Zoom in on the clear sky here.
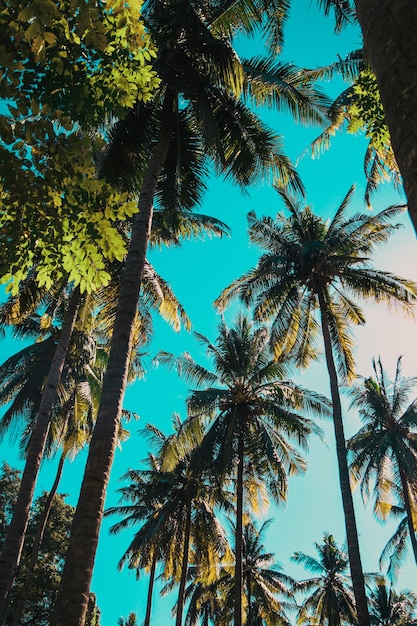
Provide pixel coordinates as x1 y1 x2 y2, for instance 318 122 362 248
1 1 417 624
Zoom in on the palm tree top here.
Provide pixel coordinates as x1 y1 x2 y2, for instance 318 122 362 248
216 187 417 380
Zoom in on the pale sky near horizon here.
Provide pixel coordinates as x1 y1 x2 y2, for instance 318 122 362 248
1 1 417 624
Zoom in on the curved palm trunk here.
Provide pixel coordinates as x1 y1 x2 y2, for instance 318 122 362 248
317 290 370 626
11 453 66 626
0 288 80 626
144 553 157 626
354 0 417 235
398 467 417 566
234 423 245 626
176 502 192 626
51 92 175 626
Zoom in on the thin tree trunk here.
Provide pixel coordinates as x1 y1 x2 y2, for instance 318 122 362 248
354 0 417 235
51 92 175 626
317 290 370 626
11 453 66 626
144 553 157 626
398 466 417 566
234 423 244 626
0 288 80 626
175 503 191 626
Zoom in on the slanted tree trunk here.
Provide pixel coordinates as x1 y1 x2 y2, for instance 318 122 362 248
354 0 417 235
51 91 175 626
144 553 157 626
234 420 245 626
398 466 417 566
317 289 370 626
11 453 66 626
0 288 80 625
176 502 192 626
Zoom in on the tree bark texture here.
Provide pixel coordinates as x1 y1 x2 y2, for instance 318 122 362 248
144 553 157 626
398 466 417 566
355 0 417 235
51 93 175 626
318 290 370 626
0 289 80 626
234 423 245 626
175 502 191 626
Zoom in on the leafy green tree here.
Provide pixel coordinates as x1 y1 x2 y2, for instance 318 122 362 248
0 463 80 625
292 534 357 626
347 357 417 567
367 578 417 626
216 188 417 625
158 314 329 626
0 0 159 295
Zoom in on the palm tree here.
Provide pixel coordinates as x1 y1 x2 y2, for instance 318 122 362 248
106 418 229 626
367 577 417 626
117 612 138 626
347 357 417 568
0 286 80 624
158 314 329 626
242 519 295 626
0 249 192 623
292 533 357 625
184 518 295 626
54 0 331 618
216 187 417 625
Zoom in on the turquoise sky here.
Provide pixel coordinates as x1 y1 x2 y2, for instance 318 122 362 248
1 1 417 624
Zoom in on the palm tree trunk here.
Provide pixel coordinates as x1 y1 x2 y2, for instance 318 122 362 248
11 453 66 626
317 290 370 626
398 466 417 566
144 553 157 626
0 288 80 626
354 0 417 235
175 502 192 626
234 423 245 626
51 92 175 626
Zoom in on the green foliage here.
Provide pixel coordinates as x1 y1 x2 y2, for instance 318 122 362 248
0 0 160 294
348 69 390 152
0 463 83 625
0 0 159 126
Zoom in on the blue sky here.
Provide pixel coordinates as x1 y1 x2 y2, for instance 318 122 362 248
1 1 417 624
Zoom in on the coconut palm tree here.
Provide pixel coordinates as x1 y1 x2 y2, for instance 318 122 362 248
184 518 295 626
242 519 295 626
215 187 417 625
158 314 330 626
106 418 230 626
347 357 417 568
54 0 331 618
117 612 138 626
367 577 417 626
292 533 357 625
0 246 193 623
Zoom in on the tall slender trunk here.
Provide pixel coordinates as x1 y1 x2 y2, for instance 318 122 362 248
398 466 417 566
317 290 370 626
144 553 157 626
234 422 244 626
0 288 80 626
51 92 175 626
11 453 65 626
175 502 191 626
354 0 417 235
